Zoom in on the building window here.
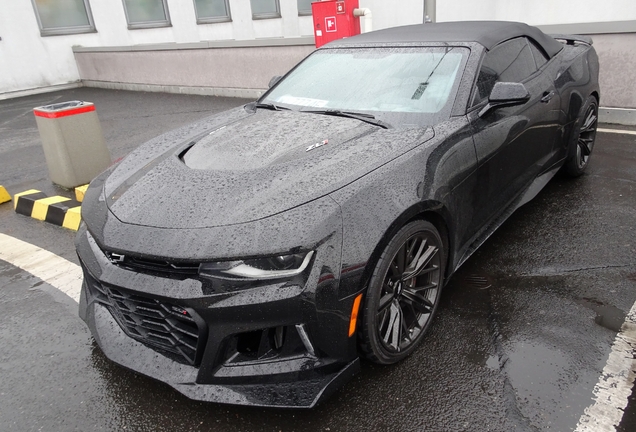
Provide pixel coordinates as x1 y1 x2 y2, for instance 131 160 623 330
122 0 171 29
193 0 231 24
250 0 281 20
297 0 313 16
31 0 96 36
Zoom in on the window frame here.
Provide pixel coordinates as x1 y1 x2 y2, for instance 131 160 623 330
528 39 549 70
193 0 232 24
122 0 172 30
469 38 539 109
250 0 281 20
297 0 313 16
30 0 97 37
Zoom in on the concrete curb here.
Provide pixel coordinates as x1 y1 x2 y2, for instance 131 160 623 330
0 186 11 204
599 108 636 127
81 80 265 100
14 190 82 231
0 82 83 101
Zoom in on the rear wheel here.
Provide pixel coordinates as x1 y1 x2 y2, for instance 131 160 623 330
563 96 598 177
359 220 445 364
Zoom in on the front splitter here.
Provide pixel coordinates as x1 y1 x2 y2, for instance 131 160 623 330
84 300 360 408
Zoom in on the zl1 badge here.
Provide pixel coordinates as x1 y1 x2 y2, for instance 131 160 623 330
306 139 329 152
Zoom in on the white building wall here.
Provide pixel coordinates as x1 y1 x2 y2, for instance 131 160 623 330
358 0 424 30
0 0 83 95
436 0 636 25
0 0 427 96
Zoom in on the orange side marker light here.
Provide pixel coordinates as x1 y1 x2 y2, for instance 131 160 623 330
348 293 363 337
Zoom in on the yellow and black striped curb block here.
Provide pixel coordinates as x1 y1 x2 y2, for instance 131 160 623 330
75 184 88 203
0 186 11 204
14 190 82 231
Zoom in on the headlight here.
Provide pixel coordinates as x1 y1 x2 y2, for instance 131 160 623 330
198 251 314 280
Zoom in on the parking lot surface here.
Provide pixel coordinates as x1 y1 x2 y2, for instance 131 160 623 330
0 88 635 431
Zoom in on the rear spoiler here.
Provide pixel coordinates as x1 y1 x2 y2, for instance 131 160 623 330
550 34 593 46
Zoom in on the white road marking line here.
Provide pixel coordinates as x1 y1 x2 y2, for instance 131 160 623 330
0 233 82 303
575 300 636 431
598 128 636 136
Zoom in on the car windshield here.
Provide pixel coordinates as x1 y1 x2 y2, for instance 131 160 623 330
262 46 468 127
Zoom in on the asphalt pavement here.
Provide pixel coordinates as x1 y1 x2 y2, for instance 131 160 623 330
0 88 635 431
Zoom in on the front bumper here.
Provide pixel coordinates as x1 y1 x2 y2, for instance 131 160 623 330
76 224 361 408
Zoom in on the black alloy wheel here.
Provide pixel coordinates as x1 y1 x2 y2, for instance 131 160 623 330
563 96 598 177
359 220 445 364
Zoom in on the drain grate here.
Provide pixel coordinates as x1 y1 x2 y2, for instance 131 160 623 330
465 274 492 290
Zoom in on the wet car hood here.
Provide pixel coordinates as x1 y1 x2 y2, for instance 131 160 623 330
104 108 433 229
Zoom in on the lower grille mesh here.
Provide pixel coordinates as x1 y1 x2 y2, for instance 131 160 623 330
86 273 202 366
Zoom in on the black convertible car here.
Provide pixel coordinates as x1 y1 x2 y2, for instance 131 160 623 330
77 21 600 408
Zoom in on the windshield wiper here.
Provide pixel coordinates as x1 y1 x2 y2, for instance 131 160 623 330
254 102 290 111
245 101 290 112
301 109 392 129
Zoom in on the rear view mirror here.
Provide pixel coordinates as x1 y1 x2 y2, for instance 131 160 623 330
479 82 530 117
268 76 282 88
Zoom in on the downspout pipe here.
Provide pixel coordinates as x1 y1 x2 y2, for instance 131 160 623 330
353 8 373 33
424 0 436 23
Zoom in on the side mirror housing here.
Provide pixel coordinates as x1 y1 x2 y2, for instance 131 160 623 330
479 82 530 117
268 75 282 88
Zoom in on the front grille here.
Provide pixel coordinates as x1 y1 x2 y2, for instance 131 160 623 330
86 273 204 366
104 251 200 277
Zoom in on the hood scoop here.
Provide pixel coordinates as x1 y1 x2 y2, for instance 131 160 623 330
180 110 373 171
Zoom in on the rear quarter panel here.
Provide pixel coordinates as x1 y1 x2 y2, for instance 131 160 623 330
554 42 601 153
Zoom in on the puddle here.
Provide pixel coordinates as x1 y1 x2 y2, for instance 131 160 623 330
485 355 500 371
576 298 625 332
505 340 570 398
465 350 501 371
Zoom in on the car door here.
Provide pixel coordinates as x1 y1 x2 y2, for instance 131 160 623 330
467 37 561 235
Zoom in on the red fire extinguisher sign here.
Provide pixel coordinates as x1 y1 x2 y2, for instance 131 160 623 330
311 0 361 48
325 17 337 33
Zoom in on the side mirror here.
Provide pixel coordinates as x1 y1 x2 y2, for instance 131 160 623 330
268 75 282 88
479 82 530 117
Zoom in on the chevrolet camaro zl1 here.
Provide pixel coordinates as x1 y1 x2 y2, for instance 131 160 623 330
77 21 600 408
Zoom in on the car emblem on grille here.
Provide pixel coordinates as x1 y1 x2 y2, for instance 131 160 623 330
171 305 189 316
109 252 126 263
306 139 328 152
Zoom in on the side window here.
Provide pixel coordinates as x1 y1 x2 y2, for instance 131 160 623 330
528 39 549 69
472 38 537 106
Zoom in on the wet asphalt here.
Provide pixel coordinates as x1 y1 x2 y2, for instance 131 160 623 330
1 88 635 431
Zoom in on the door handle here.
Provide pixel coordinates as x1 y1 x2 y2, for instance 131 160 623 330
541 90 555 103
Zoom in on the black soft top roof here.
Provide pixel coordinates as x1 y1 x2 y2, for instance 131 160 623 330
328 21 563 58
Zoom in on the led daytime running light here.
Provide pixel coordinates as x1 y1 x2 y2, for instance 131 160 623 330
222 251 314 279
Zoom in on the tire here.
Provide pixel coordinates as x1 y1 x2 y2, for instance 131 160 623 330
359 220 445 364
562 95 599 177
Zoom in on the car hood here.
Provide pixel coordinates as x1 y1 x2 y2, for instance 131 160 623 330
104 108 433 229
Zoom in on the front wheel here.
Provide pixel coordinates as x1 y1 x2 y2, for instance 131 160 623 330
563 95 599 177
359 220 445 364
